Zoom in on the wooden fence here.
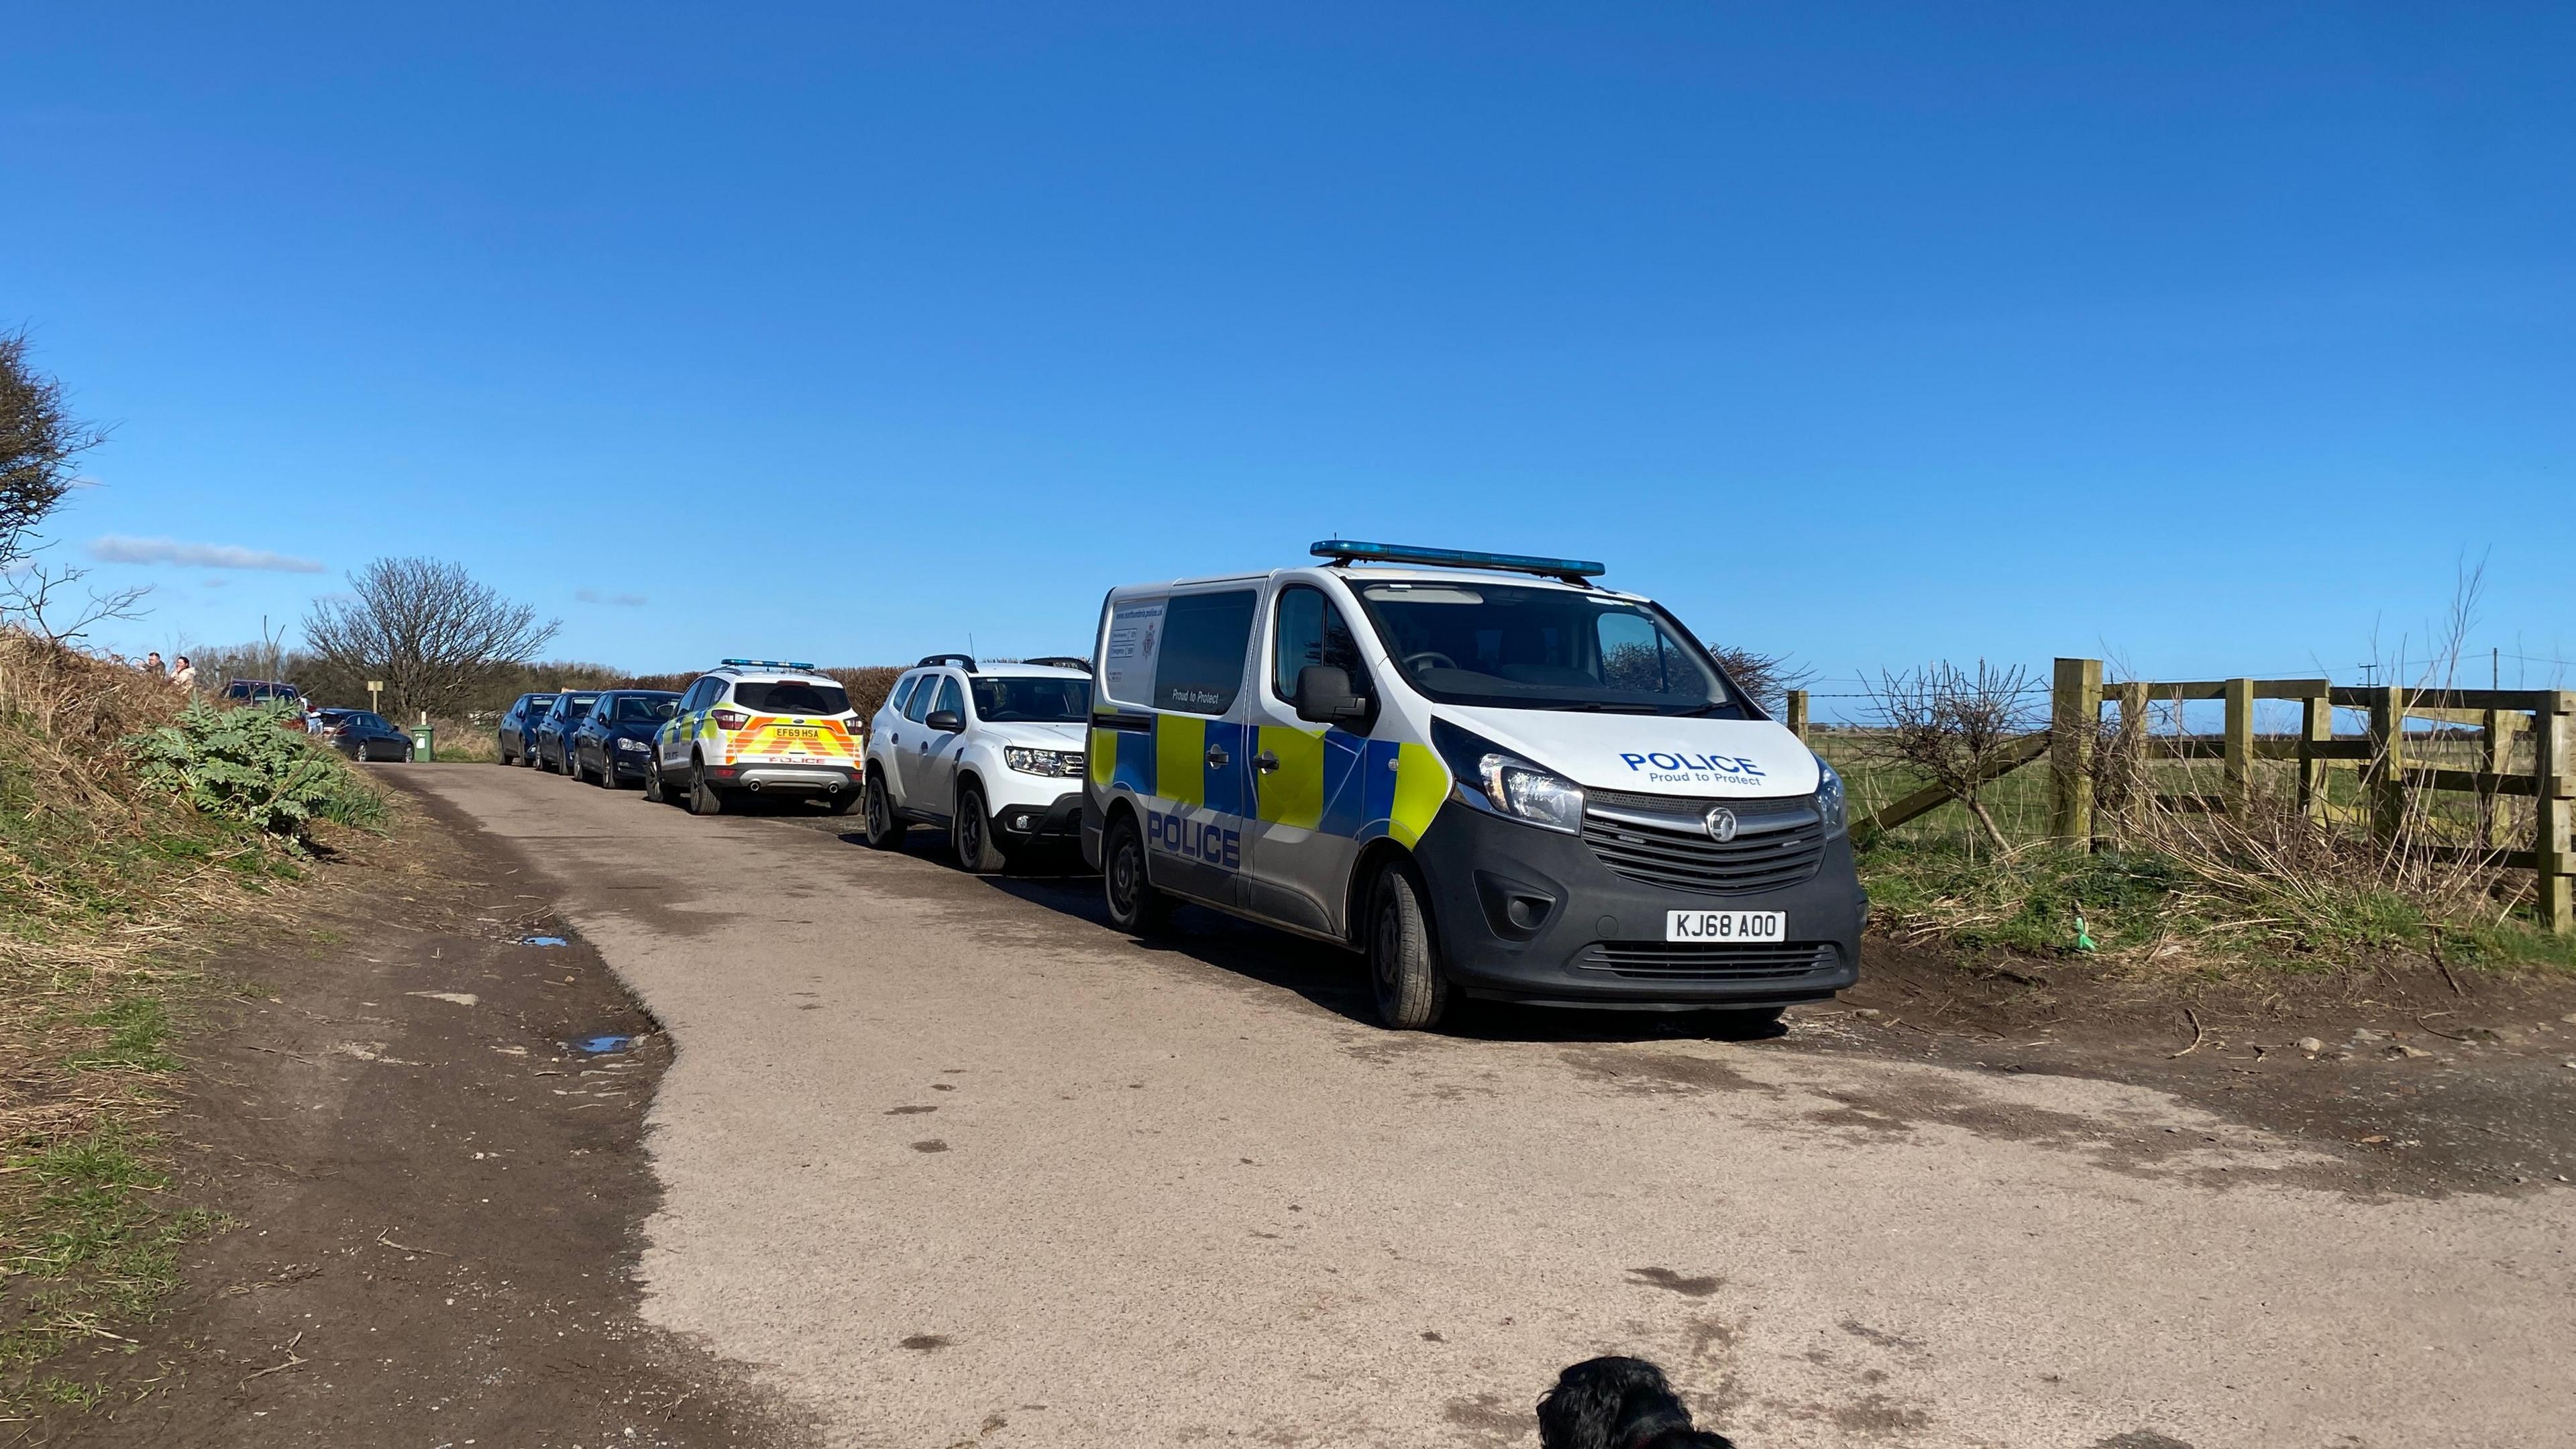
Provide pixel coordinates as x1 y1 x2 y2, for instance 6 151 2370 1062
1782 657 2574 934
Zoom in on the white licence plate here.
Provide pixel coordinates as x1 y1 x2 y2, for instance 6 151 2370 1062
1666 910 1786 943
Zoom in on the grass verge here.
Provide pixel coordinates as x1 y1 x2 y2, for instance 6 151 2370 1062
0 633 385 1411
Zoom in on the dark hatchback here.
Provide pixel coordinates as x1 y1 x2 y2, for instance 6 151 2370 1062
313 708 413 762
535 692 602 773
498 692 558 766
568 690 681 788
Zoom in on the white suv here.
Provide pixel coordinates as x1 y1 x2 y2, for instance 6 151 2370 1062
861 654 1091 871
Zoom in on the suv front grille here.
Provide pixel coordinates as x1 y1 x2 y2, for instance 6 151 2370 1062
1576 941 1841 981
1580 792 1827 896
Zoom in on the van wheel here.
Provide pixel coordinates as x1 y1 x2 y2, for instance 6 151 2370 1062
1366 860 1451 1031
861 775 906 847
686 760 728 816
953 784 1008 873
1102 810 1174 934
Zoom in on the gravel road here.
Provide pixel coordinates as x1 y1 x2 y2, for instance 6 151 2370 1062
413 765 2576 1449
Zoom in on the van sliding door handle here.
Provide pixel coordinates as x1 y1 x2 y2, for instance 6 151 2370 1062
1205 745 1230 769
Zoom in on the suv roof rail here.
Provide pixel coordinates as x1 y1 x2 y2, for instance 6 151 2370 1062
1022 655 1092 672
1309 538 1605 584
916 653 978 672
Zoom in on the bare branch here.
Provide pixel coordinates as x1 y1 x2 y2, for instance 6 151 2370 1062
300 557 559 719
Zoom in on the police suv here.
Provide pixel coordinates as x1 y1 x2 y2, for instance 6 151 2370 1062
646 659 864 816
860 654 1093 871
1082 541 1864 1030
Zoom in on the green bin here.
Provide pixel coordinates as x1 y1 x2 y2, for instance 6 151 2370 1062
410 724 434 762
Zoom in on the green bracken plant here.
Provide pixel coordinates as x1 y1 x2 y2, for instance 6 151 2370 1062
122 701 384 842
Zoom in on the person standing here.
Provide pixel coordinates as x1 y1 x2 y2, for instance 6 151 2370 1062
142 651 167 677
171 655 197 690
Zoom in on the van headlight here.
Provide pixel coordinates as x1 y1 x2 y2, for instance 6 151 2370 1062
1477 753 1586 834
1814 756 1847 837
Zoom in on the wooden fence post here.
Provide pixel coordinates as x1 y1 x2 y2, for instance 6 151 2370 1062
2222 677 2255 814
2537 700 2571 935
2299 690 2332 822
2365 685 2405 845
2050 657 2102 845
2110 681 2147 837
1784 689 1809 743
2481 708 2514 851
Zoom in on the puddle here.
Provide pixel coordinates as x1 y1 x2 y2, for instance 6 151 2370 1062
519 935 570 947
572 1034 635 1055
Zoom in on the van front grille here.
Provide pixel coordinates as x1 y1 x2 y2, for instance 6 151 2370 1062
1576 941 1841 981
1579 795 1827 896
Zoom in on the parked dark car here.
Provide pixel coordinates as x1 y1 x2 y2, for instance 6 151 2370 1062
313 708 414 763
534 691 602 773
568 690 681 788
497 692 558 766
224 678 309 730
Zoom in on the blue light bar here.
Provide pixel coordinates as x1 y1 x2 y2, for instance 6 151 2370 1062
1309 539 1605 582
720 657 819 670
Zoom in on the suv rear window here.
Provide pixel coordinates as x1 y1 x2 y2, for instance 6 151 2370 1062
732 680 851 716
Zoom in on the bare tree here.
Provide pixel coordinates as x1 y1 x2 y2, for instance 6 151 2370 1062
1 329 109 571
1861 660 2041 853
1709 645 1813 717
301 557 559 719
0 554 150 643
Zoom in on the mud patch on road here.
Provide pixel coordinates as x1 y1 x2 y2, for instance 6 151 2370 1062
1627 1266 1725 1297
23 773 814 1448
1560 1047 1780 1097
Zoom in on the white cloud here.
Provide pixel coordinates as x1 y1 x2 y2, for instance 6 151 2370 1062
576 588 649 607
87 535 325 573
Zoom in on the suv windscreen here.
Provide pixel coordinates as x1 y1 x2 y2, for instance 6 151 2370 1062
733 680 850 716
1348 582 1748 718
971 676 1091 723
608 694 678 723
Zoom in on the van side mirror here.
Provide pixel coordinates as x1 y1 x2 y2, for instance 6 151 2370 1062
1293 665 1370 726
925 709 965 734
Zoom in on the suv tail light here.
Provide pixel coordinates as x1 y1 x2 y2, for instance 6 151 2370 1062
710 708 750 731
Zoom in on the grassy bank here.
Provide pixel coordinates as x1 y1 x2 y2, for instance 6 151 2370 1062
0 633 383 1405
1816 731 2576 979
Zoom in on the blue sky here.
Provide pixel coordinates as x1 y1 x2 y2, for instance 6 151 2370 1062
5 3 2570 703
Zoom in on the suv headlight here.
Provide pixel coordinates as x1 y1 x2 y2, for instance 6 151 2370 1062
1004 747 1083 777
1814 755 1847 837
1477 753 1586 833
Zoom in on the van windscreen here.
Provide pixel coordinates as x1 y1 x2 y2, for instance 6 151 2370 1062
1350 583 1748 718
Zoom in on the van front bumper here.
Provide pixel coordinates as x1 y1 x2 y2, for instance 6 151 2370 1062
1412 802 1866 1010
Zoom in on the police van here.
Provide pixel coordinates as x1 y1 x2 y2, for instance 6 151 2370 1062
1082 541 1864 1030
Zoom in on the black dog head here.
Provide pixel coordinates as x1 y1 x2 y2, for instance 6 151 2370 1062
1537 1356 1736 1449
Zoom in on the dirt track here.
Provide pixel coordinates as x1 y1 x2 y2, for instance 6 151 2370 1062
359 761 2575 1449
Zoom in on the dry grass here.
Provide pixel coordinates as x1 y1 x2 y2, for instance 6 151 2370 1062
0 628 368 1397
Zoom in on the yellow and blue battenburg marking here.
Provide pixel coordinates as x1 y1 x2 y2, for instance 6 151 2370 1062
1095 714 1446 849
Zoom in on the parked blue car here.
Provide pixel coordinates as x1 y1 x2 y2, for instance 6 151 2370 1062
498 692 557 766
313 708 415 763
534 691 602 773
568 690 682 788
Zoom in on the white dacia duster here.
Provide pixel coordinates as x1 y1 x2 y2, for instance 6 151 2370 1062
860 654 1091 871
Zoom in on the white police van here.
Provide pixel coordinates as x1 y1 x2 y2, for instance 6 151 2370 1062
1082 541 1863 1030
